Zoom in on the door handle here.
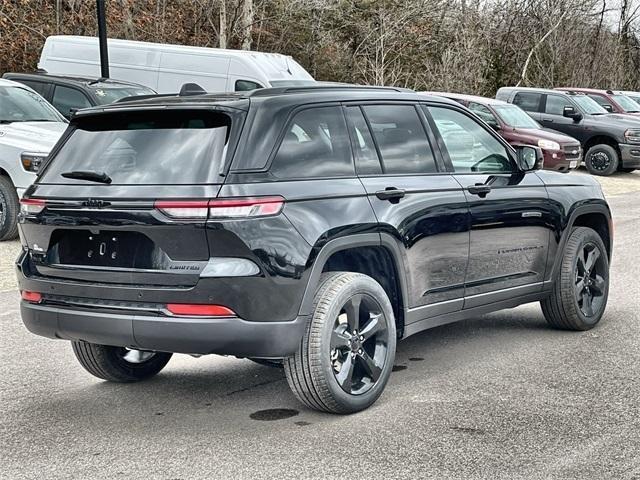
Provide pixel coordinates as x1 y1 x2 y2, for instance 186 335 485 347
467 184 492 197
375 188 406 201
542 117 554 122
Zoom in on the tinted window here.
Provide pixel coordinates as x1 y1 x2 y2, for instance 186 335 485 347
270 106 354 179
52 85 92 117
235 80 263 92
513 92 542 112
19 80 49 97
468 102 498 126
345 107 382 175
40 110 231 185
545 94 569 115
362 105 436 174
428 106 513 174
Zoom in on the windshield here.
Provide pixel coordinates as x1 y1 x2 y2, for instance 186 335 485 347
572 95 608 115
612 94 640 112
0 86 63 123
493 105 540 128
40 110 231 185
91 85 156 105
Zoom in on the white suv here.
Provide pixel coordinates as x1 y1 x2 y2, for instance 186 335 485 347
0 78 67 240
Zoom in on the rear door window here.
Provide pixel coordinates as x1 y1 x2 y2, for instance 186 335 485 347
362 104 437 174
19 80 50 98
270 106 354 179
513 92 542 112
40 110 232 185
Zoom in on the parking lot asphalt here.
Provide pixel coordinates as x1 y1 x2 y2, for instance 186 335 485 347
1 171 639 479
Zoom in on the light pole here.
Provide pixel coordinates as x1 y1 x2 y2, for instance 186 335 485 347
96 0 109 79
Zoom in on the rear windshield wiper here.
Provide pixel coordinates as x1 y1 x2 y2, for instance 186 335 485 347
61 170 112 184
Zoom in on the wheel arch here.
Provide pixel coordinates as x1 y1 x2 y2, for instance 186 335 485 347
298 233 409 337
583 135 620 157
549 204 612 283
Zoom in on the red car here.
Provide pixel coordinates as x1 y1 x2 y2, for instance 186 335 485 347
555 88 640 116
425 92 582 172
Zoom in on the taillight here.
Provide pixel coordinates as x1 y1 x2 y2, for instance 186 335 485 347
166 304 236 317
21 291 42 303
208 196 284 218
155 197 284 219
20 198 46 215
154 200 209 219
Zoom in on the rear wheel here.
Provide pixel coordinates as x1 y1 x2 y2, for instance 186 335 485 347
585 144 619 176
284 272 396 414
0 175 19 241
71 341 172 382
541 227 609 330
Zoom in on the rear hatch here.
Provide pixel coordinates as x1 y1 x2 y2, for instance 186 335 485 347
19 106 244 288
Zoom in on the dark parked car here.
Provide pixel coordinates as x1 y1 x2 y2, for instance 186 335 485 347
426 92 581 172
17 85 612 414
2 72 156 119
555 88 640 116
497 86 640 175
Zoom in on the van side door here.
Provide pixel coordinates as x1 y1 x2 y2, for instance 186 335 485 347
346 103 470 319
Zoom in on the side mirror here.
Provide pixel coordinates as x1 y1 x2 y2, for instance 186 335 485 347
563 106 583 122
602 104 614 113
515 145 544 171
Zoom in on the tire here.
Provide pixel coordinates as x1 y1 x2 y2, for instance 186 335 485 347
584 144 619 176
541 227 609 331
0 175 19 241
71 341 172 382
284 272 397 414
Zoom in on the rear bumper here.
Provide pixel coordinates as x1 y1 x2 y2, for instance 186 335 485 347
619 143 640 168
21 301 307 358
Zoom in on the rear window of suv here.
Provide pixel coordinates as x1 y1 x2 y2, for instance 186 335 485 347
40 110 231 185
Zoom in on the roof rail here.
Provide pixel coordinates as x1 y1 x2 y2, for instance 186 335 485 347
249 84 413 97
115 93 176 103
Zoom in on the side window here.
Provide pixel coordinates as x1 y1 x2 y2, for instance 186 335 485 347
513 92 542 112
51 86 92 118
428 106 514 174
544 94 569 116
270 106 354 179
362 104 437 174
20 80 49 97
468 102 498 127
344 106 382 175
235 80 263 92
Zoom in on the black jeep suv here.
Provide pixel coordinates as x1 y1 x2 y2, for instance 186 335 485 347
17 85 612 414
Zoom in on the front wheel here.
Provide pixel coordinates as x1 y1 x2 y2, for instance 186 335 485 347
284 272 397 414
72 341 172 382
541 227 609 330
584 144 619 176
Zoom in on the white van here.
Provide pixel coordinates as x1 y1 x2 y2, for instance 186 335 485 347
38 35 315 94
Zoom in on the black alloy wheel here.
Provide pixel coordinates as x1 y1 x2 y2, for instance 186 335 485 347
329 293 389 395
574 242 607 318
